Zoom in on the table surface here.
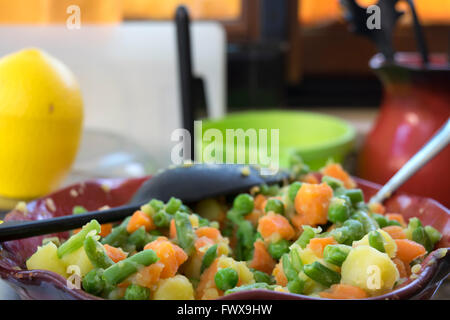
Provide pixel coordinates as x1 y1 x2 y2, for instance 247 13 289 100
1 107 448 299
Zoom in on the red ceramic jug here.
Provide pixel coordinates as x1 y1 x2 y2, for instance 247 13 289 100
359 53 450 207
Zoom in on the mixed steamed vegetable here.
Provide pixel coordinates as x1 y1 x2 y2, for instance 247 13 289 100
26 161 445 300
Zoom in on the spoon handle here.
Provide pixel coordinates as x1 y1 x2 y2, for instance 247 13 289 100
370 118 450 204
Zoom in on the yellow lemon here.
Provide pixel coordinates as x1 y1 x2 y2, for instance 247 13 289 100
0 48 83 199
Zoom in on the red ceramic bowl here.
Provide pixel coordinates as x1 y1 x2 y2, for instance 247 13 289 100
0 176 448 300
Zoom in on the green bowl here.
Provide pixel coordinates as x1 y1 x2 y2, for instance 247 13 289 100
199 111 356 170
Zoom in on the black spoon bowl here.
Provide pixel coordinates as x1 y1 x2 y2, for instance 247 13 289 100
0 164 290 242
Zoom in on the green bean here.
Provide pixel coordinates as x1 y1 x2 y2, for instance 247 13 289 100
265 198 285 215
57 220 101 258
42 237 60 247
196 214 210 228
101 219 130 247
226 209 242 225
322 176 344 190
268 239 290 260
387 220 401 227
344 189 364 205
343 218 365 239
288 182 302 202
200 244 218 273
149 199 165 211
250 269 274 284
368 231 386 253
295 226 321 248
303 261 341 287
124 284 150 300
127 226 153 251
408 217 422 230
371 213 388 228
82 268 105 296
328 197 351 223
424 226 442 246
225 283 276 295
281 254 298 282
351 210 379 233
153 210 172 228
289 248 303 272
165 197 182 214
174 211 196 255
215 268 239 291
323 244 351 266
233 194 254 215
72 205 87 215
103 249 159 285
287 278 304 294
236 220 255 261
330 219 365 245
84 235 114 269
412 226 433 252
282 254 304 294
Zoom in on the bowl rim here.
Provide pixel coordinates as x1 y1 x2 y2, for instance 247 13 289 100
0 175 448 300
202 110 357 158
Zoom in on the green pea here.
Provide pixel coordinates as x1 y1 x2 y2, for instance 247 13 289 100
233 194 254 215
215 268 239 291
368 231 386 253
124 284 150 300
288 182 302 202
265 199 285 215
260 184 280 196
287 278 304 294
268 239 290 260
72 206 87 215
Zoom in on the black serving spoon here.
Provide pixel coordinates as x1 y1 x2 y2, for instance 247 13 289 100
0 164 290 242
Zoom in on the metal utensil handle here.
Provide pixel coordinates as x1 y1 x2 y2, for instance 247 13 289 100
370 118 450 204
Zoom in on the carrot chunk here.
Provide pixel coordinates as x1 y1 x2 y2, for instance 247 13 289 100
135 261 165 288
321 163 356 189
382 226 407 239
319 284 368 299
254 194 267 211
386 213 407 227
307 237 337 258
394 239 426 265
249 240 276 274
99 223 113 238
293 182 333 228
392 258 409 278
195 227 221 241
257 212 295 241
103 244 128 263
144 237 188 278
272 260 288 287
126 210 155 233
